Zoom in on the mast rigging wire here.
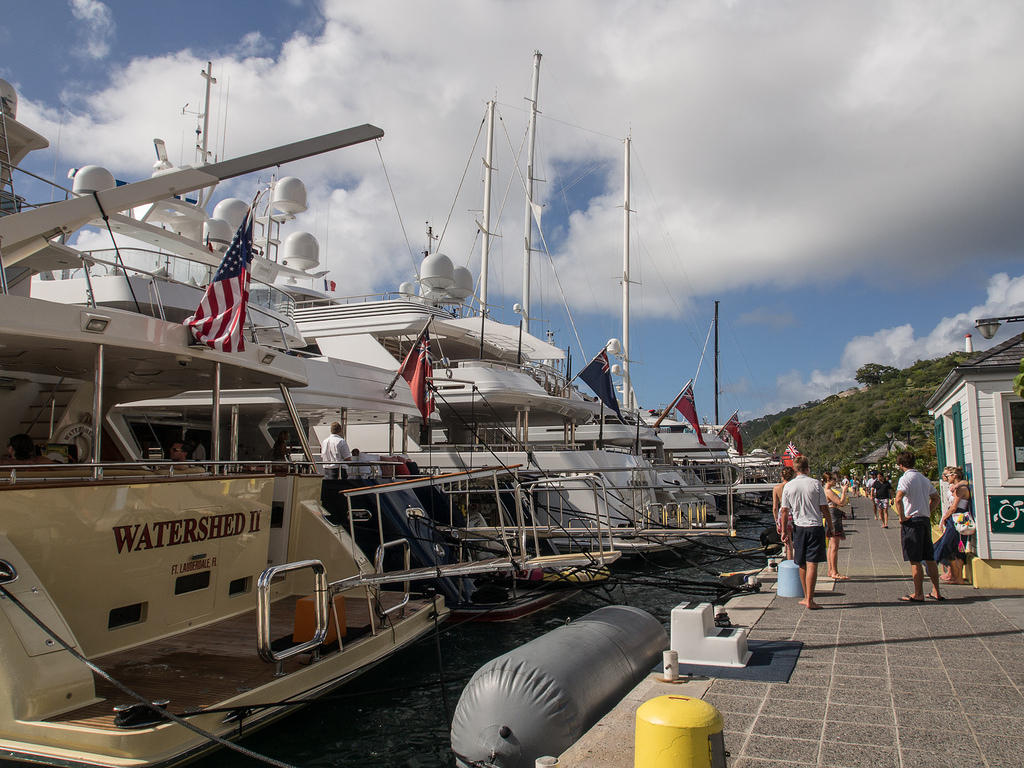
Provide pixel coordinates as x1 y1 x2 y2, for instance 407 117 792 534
435 114 486 256
375 140 420 276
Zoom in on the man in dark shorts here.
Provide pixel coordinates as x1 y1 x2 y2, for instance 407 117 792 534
893 451 942 602
873 471 892 528
779 456 834 609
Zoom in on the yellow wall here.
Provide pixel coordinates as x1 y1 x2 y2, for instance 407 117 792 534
972 558 1024 589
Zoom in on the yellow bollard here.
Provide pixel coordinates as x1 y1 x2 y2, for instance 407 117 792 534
635 695 726 768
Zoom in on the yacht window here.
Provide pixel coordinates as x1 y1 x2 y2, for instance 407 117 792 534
271 501 285 528
108 602 147 629
174 571 211 595
228 576 252 596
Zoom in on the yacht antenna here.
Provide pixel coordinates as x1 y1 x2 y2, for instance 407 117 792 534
521 51 541 335
197 62 217 165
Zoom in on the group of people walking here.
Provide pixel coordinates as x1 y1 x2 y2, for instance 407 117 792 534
772 451 974 609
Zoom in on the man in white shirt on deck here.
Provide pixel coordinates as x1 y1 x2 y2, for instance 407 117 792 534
320 422 352 480
893 451 942 602
779 456 834 610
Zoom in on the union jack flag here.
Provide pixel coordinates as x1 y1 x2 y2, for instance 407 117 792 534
398 330 434 420
673 381 706 446
579 349 622 420
718 411 744 455
185 208 254 352
783 441 801 458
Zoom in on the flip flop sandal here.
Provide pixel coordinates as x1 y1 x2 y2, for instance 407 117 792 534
899 595 924 602
926 594 947 601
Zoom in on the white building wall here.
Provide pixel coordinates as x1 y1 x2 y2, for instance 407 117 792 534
968 374 1024 561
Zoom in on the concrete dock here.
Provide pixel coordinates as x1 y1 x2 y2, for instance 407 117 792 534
560 496 1024 767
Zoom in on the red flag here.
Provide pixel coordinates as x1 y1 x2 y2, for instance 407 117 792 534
398 331 434 420
674 382 706 446
720 411 744 455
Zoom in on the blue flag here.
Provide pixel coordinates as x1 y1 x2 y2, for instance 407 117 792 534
579 349 622 420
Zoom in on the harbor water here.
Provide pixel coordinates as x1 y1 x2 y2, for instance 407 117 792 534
198 503 773 768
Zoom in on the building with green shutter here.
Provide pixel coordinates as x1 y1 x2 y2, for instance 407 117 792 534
928 333 1024 588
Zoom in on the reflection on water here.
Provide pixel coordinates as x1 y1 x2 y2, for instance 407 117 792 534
204 507 772 768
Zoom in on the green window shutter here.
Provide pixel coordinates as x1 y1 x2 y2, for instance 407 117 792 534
934 416 946 470
951 402 966 467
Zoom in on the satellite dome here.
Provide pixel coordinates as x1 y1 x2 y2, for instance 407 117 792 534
605 338 622 357
211 198 249 232
71 165 116 196
420 252 454 290
0 80 16 119
398 281 417 297
203 218 234 252
610 364 623 376
271 177 307 214
449 266 474 300
281 231 319 271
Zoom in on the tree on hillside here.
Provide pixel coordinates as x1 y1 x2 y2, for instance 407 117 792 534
855 363 900 386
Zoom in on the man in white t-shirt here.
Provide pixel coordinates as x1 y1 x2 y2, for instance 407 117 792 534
779 456 834 610
320 422 352 480
893 451 942 602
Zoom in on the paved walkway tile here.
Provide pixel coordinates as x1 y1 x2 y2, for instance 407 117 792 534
711 496 1024 768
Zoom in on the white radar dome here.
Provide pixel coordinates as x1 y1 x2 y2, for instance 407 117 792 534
398 281 417 297
605 338 622 357
281 231 320 271
420 252 454 290
0 80 16 119
449 266 474 300
211 198 249 232
71 165 116 196
203 218 234 252
610 364 623 376
271 177 308 214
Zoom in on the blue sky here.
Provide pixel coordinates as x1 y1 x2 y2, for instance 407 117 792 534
7 0 1024 429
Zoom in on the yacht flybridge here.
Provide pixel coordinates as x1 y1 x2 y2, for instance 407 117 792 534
0 79 619 767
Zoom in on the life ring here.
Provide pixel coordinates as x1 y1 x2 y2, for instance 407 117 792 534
55 422 93 462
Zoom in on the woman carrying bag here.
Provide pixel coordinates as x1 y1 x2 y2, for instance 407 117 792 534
934 466 971 585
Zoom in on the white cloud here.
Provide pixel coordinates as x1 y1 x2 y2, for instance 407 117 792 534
15 1 1024 327
69 0 115 60
765 272 1024 412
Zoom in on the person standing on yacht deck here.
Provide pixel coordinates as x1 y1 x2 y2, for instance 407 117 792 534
893 451 943 602
321 422 352 480
778 456 833 609
772 466 796 561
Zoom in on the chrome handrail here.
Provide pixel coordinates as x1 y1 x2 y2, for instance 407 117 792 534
256 559 328 663
371 539 411 619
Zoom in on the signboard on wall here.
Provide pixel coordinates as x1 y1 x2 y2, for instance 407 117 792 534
989 495 1024 533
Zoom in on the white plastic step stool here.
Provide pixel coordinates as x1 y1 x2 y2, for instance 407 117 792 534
670 601 752 668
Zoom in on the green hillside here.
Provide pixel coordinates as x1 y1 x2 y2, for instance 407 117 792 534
743 352 969 478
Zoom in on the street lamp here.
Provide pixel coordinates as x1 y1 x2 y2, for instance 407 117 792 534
975 314 1024 340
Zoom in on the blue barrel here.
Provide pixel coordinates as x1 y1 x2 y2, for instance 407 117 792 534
776 560 804 598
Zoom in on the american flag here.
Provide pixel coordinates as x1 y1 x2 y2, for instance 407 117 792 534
185 209 254 352
398 330 434 420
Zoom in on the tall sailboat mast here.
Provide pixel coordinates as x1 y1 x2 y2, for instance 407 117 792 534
622 135 633 413
479 99 495 312
714 299 720 424
521 51 542 335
